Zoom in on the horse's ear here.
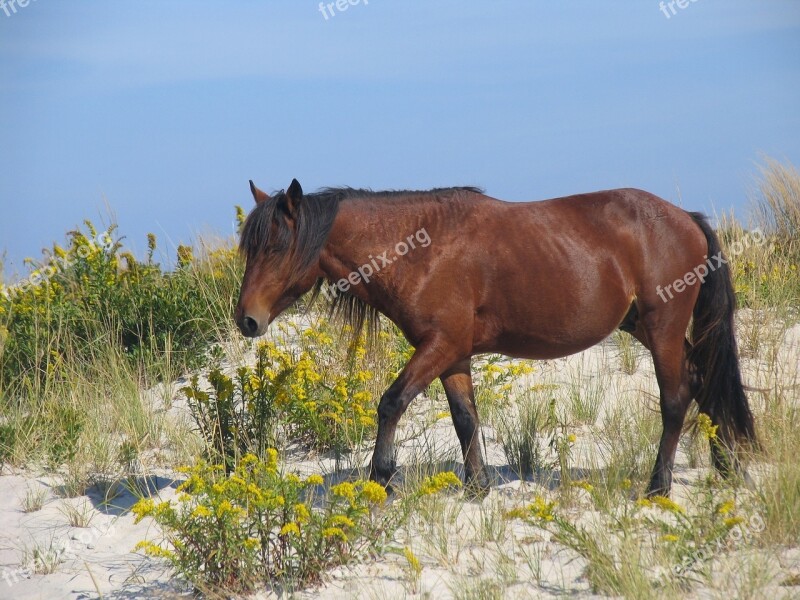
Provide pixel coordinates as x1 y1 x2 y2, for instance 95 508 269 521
281 178 303 215
249 180 270 205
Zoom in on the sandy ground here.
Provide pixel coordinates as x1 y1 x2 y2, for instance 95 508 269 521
1 317 798 599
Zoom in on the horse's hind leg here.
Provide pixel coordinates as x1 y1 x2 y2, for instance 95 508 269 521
647 339 693 497
625 306 737 494
627 301 694 497
441 358 489 497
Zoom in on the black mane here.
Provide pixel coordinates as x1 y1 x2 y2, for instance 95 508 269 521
306 185 483 204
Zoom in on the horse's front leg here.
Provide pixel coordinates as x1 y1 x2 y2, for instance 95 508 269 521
441 358 489 498
370 338 460 490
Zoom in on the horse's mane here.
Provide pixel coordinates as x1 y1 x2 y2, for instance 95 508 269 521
238 185 483 345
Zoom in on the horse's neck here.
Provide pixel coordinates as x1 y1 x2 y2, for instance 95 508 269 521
317 199 417 301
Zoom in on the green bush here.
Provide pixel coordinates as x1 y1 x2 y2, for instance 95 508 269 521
0 216 242 470
0 219 242 394
132 451 392 593
183 328 388 466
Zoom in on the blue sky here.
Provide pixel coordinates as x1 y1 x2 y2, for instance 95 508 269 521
1 0 799 279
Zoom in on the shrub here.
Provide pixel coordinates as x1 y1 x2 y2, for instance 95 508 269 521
506 487 761 596
131 451 392 593
183 321 408 464
0 218 241 394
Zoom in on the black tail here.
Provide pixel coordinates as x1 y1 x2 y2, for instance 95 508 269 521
686 212 757 455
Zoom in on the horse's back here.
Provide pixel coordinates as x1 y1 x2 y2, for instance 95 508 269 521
425 188 707 357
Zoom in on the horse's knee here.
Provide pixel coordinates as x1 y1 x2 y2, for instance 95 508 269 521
377 392 403 423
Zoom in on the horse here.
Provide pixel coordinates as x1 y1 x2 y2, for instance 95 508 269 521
234 178 757 498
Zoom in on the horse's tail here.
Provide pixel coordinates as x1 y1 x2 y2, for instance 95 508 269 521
686 212 757 454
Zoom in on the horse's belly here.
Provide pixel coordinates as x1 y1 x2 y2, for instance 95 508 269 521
483 331 611 360
470 293 631 359
475 326 615 360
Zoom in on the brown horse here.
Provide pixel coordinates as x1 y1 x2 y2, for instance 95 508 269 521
235 179 756 497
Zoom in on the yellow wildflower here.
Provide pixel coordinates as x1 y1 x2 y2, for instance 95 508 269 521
131 498 155 523
529 496 556 521
352 391 371 403
661 534 679 543
510 363 534 376
177 473 206 494
322 527 348 542
724 516 745 528
331 482 356 501
154 501 172 519
294 503 311 523
503 507 529 520
321 412 343 424
360 481 388 505
572 480 593 493
216 500 236 518
265 448 279 472
134 541 175 560
697 413 718 440
305 474 324 486
240 453 258 467
244 538 260 551
191 505 211 518
651 496 685 514
403 546 422 575
246 483 264 501
228 475 246 488
717 500 735 515
328 515 356 529
419 472 462 496
280 522 301 536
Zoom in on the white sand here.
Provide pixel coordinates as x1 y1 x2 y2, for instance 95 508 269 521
1 318 798 599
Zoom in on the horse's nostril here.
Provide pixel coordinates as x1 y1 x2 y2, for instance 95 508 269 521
242 316 259 336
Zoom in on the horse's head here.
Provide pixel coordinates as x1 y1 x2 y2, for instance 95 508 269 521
235 178 323 337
